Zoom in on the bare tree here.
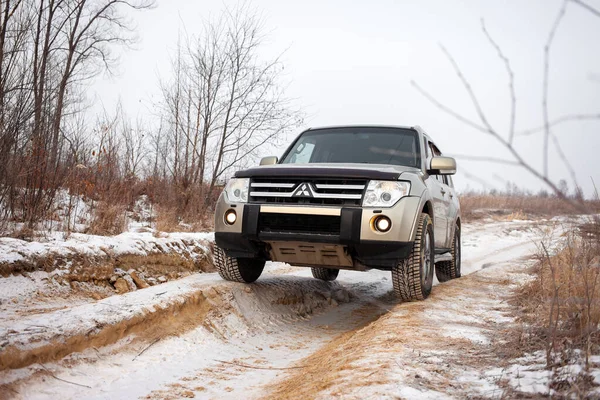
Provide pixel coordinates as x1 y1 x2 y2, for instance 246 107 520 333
121 113 147 178
147 116 168 180
0 0 153 228
158 5 302 214
412 0 600 211
207 7 302 195
0 2 301 232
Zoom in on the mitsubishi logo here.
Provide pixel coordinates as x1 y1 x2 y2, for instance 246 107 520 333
293 183 314 197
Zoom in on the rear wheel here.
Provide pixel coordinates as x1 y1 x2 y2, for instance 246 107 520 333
392 213 434 301
214 246 265 283
435 223 461 282
311 267 339 281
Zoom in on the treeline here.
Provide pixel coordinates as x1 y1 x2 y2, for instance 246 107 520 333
0 1 300 232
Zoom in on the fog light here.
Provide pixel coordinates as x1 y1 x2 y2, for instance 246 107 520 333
224 209 237 225
374 216 392 233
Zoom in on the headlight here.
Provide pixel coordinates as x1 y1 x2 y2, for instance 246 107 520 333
224 178 249 203
362 180 410 207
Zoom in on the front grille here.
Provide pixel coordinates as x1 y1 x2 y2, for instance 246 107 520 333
250 178 366 206
258 213 341 235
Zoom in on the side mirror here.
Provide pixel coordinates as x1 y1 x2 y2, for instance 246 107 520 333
428 156 456 175
260 156 278 166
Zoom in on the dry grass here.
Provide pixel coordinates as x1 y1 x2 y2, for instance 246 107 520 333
88 202 127 235
155 207 180 233
515 218 600 370
460 194 600 222
154 205 214 233
1 178 219 237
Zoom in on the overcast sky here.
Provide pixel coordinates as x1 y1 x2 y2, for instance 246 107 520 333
92 0 600 196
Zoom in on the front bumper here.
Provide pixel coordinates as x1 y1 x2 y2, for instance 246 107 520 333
214 199 421 269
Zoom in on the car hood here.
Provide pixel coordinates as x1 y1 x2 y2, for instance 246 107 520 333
234 163 421 181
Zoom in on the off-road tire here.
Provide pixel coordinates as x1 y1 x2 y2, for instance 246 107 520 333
214 246 265 283
392 213 434 301
311 267 339 281
435 223 461 283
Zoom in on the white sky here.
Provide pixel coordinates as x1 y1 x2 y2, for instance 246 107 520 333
92 0 600 196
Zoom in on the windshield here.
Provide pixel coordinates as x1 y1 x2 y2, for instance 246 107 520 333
281 127 421 168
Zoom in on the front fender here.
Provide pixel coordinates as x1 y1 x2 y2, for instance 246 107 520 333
397 172 434 242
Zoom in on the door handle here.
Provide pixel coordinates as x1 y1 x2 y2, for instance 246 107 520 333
440 189 446 196
449 193 454 199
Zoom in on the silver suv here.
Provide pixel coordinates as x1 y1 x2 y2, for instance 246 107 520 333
213 125 461 301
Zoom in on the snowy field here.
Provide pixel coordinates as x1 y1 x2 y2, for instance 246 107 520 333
0 216 597 399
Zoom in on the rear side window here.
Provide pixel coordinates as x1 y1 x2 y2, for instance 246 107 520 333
427 140 453 186
428 142 442 157
428 140 446 184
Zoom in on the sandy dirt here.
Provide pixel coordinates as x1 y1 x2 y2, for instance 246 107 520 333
0 217 588 399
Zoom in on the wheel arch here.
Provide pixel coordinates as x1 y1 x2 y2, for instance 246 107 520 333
422 200 434 221
407 195 434 242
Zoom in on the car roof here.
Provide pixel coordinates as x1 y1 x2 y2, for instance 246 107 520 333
306 124 423 133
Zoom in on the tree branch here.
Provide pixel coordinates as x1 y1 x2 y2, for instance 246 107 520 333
410 80 489 134
518 113 600 136
413 23 587 211
481 19 516 145
543 1 568 178
439 44 497 134
39 364 91 389
570 0 600 18
449 153 521 166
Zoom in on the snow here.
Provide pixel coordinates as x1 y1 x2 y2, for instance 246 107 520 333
0 275 43 300
0 272 219 352
460 218 563 275
0 230 213 264
126 195 156 231
439 323 491 344
1 216 597 399
481 354 555 396
1 266 379 399
458 349 600 397
0 223 215 348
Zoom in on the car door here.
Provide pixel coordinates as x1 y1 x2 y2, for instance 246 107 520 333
439 174 455 247
445 175 460 234
426 141 450 249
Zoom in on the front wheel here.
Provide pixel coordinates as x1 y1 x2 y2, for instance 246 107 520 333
214 246 265 283
311 267 339 281
392 213 434 301
435 223 461 282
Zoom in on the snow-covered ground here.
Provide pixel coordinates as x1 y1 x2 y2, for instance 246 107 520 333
0 216 596 399
0 230 214 266
0 228 213 303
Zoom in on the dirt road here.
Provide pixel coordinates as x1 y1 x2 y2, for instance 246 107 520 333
0 218 567 399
